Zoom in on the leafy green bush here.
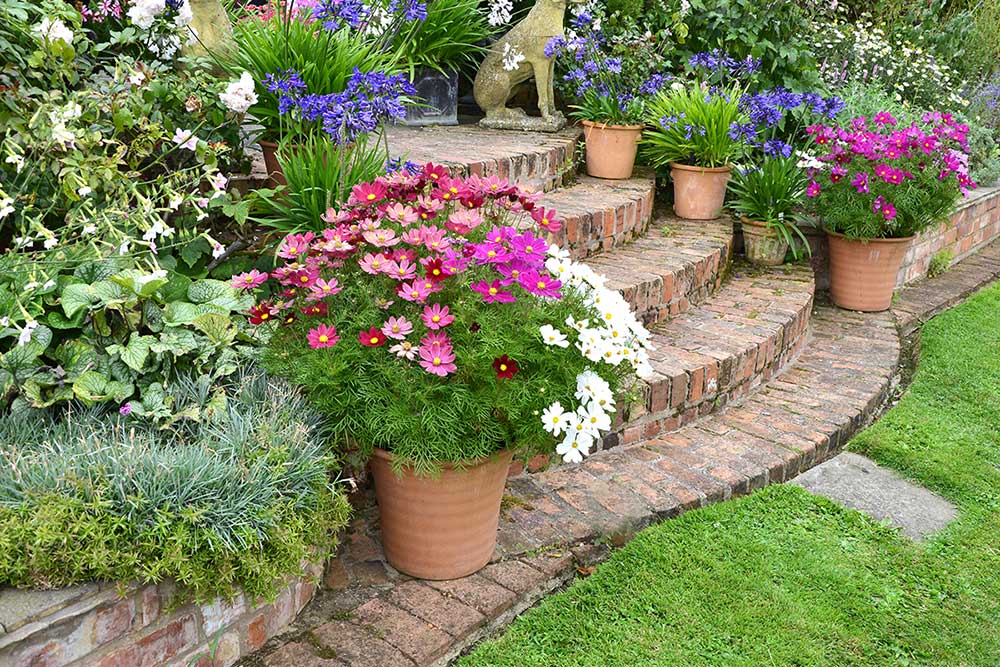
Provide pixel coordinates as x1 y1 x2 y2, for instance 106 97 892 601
728 158 810 256
392 0 492 76
0 255 258 417
641 82 748 168
0 367 350 601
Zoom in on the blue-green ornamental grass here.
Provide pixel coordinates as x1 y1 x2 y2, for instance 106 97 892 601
0 367 350 601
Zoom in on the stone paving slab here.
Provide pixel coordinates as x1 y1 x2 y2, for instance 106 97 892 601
791 452 957 541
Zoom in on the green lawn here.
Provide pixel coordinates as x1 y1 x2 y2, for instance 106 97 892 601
458 283 1000 667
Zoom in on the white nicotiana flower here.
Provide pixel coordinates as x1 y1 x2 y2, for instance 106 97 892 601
539 324 569 348
77 186 92 198
220 72 258 114
82 224 97 235
34 17 74 45
43 237 58 250
136 269 168 288
0 197 14 220
541 402 570 436
119 240 130 254
129 71 146 87
128 0 166 29
501 43 525 72
17 320 38 347
5 154 24 173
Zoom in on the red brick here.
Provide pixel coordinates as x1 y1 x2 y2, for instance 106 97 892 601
352 599 450 664
386 581 486 638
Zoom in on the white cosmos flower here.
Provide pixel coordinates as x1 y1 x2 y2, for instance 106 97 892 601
541 402 570 436
556 433 589 463
566 315 589 332
539 324 569 348
578 402 611 433
564 412 596 445
575 370 612 404
547 244 570 261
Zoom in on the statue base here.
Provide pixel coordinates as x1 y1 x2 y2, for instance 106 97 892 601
479 109 567 133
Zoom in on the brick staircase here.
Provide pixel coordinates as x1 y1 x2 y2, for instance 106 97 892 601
238 125 1000 667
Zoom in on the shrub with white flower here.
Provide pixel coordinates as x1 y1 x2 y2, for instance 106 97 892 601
255 166 652 474
220 72 259 115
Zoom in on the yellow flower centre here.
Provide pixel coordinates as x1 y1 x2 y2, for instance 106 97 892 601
511 270 520 278
571 442 579 449
373 260 381 268
392 325 400 332
536 281 546 289
487 250 496 258
488 287 498 295
300 276 309 283
318 335 329 343
260 313 269 320
433 357 442 365
366 193 376 201
432 269 441 276
541 217 549 226
525 246 534 253
432 315 441 323
499 364 508 372
244 276 253 283
410 290 419 298
370 336 379 344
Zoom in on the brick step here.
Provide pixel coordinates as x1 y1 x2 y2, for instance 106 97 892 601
241 240 1000 667
535 171 656 260
386 124 582 193
583 214 734 324
600 262 814 452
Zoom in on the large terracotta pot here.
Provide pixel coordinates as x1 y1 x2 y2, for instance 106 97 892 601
670 163 731 220
827 231 913 312
259 140 286 188
582 120 643 180
370 448 513 580
741 219 788 266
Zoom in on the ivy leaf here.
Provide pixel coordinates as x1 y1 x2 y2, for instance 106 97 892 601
72 370 133 404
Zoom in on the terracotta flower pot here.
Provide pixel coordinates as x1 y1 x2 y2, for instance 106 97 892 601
741 219 789 266
370 448 513 580
826 231 913 312
582 120 643 180
258 140 287 188
670 163 731 220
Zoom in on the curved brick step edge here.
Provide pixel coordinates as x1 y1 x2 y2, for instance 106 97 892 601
532 171 656 260
238 240 1000 667
584 214 734 324
0 563 323 667
385 125 582 193
603 263 815 452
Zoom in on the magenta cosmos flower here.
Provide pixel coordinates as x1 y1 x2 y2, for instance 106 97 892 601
398 280 432 303
518 269 562 299
231 269 268 290
471 280 516 304
422 303 454 330
418 343 457 376
307 324 339 349
307 278 341 301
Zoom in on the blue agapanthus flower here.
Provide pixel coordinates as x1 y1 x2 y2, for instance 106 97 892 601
762 139 793 158
313 0 369 31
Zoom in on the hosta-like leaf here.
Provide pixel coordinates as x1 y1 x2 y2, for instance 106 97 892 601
187 280 253 312
163 301 228 326
191 313 236 345
108 333 155 372
72 370 133 404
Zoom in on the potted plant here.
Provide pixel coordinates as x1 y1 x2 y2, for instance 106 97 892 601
391 0 492 126
246 166 653 579
547 14 671 179
729 158 811 266
806 111 976 311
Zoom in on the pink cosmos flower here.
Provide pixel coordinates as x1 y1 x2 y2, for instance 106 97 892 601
471 280 516 304
830 165 847 183
350 181 387 205
419 344 457 376
363 228 400 247
421 331 452 349
445 209 483 235
307 324 339 349
422 304 454 330
359 253 388 275
385 202 419 226
432 176 465 203
518 269 562 299
881 202 897 220
531 207 562 233
485 226 512 244
231 269 268 290
509 231 548 263
398 281 431 303
496 260 531 286
308 278 342 301
873 112 897 126
472 241 510 264
385 257 417 281
419 225 450 252
851 172 869 194
806 181 821 198
287 268 319 288
277 232 315 259
382 315 414 340
390 341 418 360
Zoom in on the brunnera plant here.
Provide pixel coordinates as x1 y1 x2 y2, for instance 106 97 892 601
244 166 654 474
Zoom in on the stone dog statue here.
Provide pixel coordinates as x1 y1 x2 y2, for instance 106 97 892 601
474 0 582 132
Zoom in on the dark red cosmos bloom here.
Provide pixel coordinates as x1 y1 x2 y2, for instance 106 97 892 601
282 311 297 325
301 301 328 317
492 355 519 380
424 257 448 283
248 303 276 325
359 327 387 347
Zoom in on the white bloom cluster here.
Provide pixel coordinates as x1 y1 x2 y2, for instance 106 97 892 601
127 0 194 60
539 246 654 463
49 102 83 148
501 43 525 72
487 0 512 27
33 18 74 45
220 72 258 115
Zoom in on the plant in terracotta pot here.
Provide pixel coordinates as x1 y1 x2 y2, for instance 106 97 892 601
805 110 976 311
245 166 653 580
729 158 810 266
546 12 671 179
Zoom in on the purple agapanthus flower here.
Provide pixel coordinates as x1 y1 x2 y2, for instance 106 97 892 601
313 0 369 30
762 139 793 158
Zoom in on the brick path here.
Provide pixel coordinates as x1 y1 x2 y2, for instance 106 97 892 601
237 129 1000 667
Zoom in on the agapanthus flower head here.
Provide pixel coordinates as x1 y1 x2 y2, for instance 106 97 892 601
313 0 369 30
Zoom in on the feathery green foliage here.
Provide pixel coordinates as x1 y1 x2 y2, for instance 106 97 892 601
0 366 350 601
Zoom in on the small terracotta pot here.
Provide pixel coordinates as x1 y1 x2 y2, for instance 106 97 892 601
741 219 788 266
370 448 513 580
670 163 731 220
826 231 913 312
582 120 643 180
259 140 287 188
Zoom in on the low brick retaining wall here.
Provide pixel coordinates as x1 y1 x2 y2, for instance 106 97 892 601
0 563 322 667
804 185 1000 290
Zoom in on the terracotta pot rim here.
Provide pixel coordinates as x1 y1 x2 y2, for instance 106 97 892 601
372 447 512 471
825 229 915 244
670 162 732 174
581 119 644 131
